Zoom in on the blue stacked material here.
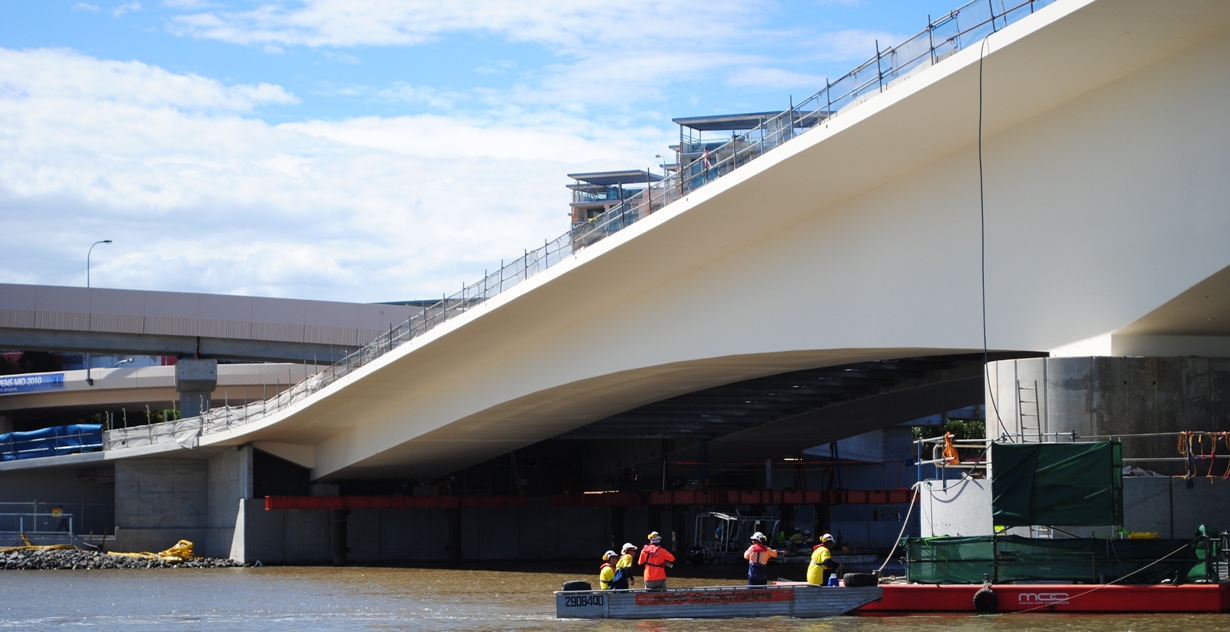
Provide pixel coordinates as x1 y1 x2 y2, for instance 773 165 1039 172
0 424 103 461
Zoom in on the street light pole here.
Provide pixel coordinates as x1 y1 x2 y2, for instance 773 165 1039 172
85 239 112 386
87 239 112 289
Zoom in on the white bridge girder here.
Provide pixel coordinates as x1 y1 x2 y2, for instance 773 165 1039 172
199 0 1230 481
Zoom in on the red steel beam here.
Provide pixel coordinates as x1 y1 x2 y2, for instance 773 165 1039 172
265 490 910 510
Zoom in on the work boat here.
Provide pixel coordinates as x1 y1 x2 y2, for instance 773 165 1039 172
859 439 1230 614
555 583 882 619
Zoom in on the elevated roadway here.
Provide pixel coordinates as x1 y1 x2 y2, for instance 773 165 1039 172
180 0 1230 483
0 284 419 363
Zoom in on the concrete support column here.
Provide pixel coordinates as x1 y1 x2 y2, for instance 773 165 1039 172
611 507 626 552
331 509 350 566
447 508 461 564
209 446 253 559
176 358 217 418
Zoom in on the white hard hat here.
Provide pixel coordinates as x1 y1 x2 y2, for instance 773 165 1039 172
621 543 637 553
751 531 767 543
820 533 835 543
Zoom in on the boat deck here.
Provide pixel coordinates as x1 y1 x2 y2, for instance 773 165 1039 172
556 584 882 619
858 582 1230 614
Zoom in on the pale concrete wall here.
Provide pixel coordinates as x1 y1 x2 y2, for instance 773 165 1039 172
206 446 252 558
235 500 331 564
986 357 1230 475
112 457 211 554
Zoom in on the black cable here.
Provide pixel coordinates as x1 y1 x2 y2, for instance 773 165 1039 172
977 38 1012 443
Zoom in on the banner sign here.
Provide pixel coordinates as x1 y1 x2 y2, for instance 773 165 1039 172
0 373 65 395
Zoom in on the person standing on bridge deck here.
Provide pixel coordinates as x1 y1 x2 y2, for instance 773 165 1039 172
613 543 637 589
807 533 842 586
638 531 675 590
598 550 619 590
743 531 782 586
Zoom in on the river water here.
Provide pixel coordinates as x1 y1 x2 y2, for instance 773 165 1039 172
0 564 1225 631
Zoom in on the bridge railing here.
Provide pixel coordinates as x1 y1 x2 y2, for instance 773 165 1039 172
103 0 1055 450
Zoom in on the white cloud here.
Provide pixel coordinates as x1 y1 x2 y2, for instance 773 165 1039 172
167 0 760 52
0 48 296 112
113 2 142 18
811 29 901 63
157 1 832 117
0 47 668 301
727 66 829 92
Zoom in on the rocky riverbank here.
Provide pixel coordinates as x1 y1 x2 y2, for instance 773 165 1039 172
1 548 247 570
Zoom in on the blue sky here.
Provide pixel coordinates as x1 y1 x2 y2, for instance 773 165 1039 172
1 0 966 303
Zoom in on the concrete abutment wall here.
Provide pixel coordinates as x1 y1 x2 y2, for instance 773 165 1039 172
987 356 1230 475
922 356 1230 539
112 446 251 557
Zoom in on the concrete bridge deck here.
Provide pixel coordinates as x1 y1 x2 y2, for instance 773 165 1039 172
190 0 1230 482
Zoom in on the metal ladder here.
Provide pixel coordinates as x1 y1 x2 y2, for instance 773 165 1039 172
1016 380 1041 442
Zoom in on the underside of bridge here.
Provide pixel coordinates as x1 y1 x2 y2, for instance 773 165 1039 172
329 351 1041 497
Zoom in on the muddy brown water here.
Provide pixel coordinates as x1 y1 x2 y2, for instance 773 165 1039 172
0 563 1224 630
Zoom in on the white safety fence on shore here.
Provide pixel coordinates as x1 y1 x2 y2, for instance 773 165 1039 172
0 512 72 535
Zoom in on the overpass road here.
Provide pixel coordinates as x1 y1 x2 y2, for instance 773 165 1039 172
0 284 420 363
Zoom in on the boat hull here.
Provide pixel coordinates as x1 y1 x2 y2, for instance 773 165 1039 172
858 582 1230 614
556 584 882 619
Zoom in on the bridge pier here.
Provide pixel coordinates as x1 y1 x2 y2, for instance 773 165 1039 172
110 446 251 558
447 508 461 564
923 355 1230 539
175 358 217 419
330 509 349 565
986 356 1230 474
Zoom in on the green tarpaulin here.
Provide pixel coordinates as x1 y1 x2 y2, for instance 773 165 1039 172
991 442 1123 527
903 535 1211 584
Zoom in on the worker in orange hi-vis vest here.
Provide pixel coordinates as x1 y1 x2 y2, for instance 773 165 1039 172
637 531 675 590
743 531 782 586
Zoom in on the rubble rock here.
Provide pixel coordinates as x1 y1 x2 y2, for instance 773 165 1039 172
0 548 247 570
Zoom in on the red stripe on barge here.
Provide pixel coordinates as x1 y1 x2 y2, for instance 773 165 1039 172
858 582 1230 614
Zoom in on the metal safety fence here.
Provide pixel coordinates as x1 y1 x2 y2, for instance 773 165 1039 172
0 512 73 536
